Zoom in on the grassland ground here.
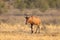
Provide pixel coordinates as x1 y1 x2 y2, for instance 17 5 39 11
0 9 60 40
0 32 60 40
0 23 60 40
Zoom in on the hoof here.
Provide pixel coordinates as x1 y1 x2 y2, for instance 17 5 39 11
31 31 33 34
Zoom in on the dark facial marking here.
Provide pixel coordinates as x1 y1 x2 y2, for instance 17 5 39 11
25 16 29 24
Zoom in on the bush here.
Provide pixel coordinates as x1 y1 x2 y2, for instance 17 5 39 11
0 1 8 14
1 0 60 12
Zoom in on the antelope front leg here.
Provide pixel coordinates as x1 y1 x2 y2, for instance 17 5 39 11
31 24 33 33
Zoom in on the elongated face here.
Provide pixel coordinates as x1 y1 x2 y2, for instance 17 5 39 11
25 16 29 24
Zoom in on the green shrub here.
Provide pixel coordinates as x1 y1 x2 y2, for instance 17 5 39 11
0 1 8 14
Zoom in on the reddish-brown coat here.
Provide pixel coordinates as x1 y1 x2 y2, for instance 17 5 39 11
27 16 41 25
25 16 41 33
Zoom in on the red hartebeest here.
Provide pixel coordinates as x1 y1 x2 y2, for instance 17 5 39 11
25 16 41 33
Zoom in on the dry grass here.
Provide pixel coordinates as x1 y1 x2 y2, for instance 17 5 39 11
0 9 60 40
0 23 60 40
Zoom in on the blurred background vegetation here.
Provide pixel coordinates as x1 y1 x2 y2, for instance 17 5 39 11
13 0 60 9
0 0 60 13
0 0 60 35
0 0 60 25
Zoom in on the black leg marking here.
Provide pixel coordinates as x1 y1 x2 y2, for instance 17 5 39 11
31 24 33 33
